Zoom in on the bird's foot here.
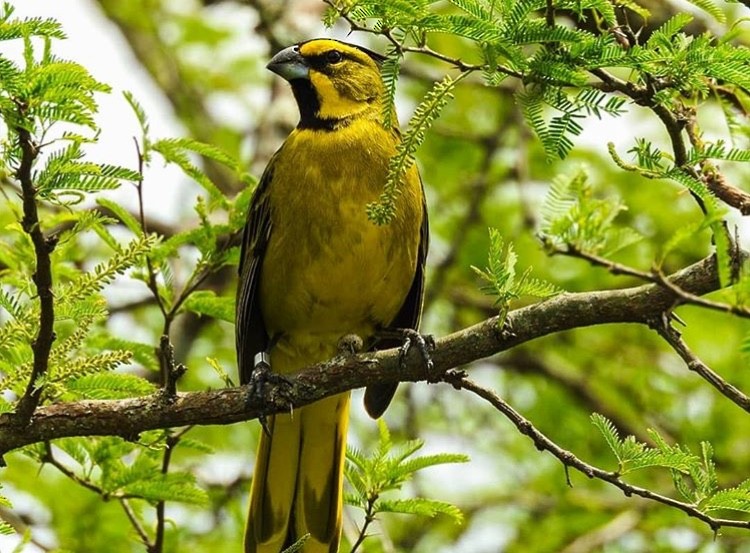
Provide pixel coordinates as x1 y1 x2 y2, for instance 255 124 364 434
378 328 436 381
246 352 293 435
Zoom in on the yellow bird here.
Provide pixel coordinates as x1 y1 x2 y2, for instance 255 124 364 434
236 38 428 552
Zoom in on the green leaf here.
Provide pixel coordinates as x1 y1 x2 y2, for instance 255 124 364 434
345 419 466 525
181 290 235 323
540 168 641 255
473 227 562 309
377 498 464 522
123 89 150 148
646 13 694 50
591 413 623 465
703 485 750 514
64 373 155 400
380 47 401 130
151 138 228 204
96 197 144 236
123 472 209 505
685 0 726 23
368 72 468 224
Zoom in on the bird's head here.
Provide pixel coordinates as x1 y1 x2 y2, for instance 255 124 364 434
267 38 385 129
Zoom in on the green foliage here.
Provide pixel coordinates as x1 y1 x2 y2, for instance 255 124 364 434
64 373 156 400
520 87 627 160
3 1 750 551
380 46 401 130
0 6 249 549
368 72 467 224
685 0 726 24
472 228 562 319
345 420 467 540
27 434 209 506
0 484 14 535
540 168 642 256
151 137 234 206
593 414 750 514
182 290 235 323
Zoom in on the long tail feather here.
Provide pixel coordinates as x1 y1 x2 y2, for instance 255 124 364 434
245 393 350 553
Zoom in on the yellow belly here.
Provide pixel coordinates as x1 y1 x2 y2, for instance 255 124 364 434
259 122 422 366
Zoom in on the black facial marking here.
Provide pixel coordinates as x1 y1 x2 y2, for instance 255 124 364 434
288 78 352 131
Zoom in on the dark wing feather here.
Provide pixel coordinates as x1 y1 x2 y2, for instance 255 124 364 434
364 188 429 418
236 157 276 385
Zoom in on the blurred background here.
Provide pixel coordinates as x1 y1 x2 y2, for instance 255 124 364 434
3 1 750 552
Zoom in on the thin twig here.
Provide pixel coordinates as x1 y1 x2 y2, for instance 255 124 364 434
447 374 750 531
349 494 378 553
652 269 750 318
545 0 555 27
500 351 651 442
120 498 155 550
324 0 518 77
152 427 192 553
684 117 750 215
133 139 168 322
551 245 750 319
653 320 750 413
42 442 105 496
550 245 655 282
158 336 187 398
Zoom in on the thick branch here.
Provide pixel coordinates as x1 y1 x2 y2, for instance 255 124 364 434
0 255 723 456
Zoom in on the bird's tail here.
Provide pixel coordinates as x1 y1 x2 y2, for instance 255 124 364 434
245 392 351 553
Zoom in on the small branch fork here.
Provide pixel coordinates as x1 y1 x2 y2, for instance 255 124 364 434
551 243 750 412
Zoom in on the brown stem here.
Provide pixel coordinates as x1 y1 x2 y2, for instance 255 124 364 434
14 118 56 423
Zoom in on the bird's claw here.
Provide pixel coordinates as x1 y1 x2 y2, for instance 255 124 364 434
246 352 293 435
396 328 436 381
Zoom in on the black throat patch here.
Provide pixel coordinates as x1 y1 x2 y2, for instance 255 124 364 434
288 79 351 131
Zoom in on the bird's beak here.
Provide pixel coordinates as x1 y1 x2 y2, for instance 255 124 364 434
267 45 309 81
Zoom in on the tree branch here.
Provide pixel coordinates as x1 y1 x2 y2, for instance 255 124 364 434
0 254 725 457
14 118 55 423
448 374 749 531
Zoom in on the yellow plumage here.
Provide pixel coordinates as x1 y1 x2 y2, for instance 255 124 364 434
236 38 428 553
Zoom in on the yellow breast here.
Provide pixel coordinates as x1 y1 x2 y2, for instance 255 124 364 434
259 119 422 353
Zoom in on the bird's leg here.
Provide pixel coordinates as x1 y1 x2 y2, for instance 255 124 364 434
247 351 293 436
376 328 436 381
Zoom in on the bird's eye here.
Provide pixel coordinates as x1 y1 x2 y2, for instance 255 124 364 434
326 50 343 64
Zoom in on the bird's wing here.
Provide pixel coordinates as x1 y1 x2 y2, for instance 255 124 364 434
364 181 429 418
236 155 276 385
